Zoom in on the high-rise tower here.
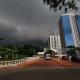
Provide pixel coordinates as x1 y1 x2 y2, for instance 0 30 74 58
59 13 80 54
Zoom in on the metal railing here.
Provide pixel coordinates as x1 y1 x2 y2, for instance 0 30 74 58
0 59 26 68
0 56 39 68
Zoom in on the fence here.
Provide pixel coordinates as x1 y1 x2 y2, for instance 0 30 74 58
0 56 39 68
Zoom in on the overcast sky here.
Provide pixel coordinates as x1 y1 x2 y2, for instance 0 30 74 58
0 0 80 46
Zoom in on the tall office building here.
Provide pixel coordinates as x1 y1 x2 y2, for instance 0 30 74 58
59 13 80 54
49 34 62 55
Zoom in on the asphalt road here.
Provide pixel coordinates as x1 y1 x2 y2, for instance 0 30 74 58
18 58 80 68
0 68 80 80
0 58 80 80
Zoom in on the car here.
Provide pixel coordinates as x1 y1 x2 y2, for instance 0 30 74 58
62 56 69 60
45 54 51 60
71 56 80 62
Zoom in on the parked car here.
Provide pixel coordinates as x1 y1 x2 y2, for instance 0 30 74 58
45 54 51 60
62 56 69 60
71 56 80 62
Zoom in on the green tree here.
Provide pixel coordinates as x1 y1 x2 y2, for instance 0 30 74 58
20 45 36 57
75 47 80 57
44 49 56 58
43 0 78 12
66 46 80 57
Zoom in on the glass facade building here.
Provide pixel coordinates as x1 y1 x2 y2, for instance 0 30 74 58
59 13 80 54
76 15 80 34
61 15 74 47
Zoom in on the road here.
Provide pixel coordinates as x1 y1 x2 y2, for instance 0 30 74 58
17 58 80 68
0 68 80 80
0 58 80 80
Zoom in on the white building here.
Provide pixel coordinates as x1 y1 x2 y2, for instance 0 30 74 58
49 34 62 55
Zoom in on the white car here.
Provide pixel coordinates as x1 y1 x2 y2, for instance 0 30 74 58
45 54 51 60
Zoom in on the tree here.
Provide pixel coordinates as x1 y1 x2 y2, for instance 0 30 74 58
20 45 35 57
71 47 80 62
75 47 80 56
67 48 75 56
43 0 78 13
44 49 56 58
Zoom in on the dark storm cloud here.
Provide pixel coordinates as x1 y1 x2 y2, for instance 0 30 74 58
0 22 17 39
0 0 67 45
